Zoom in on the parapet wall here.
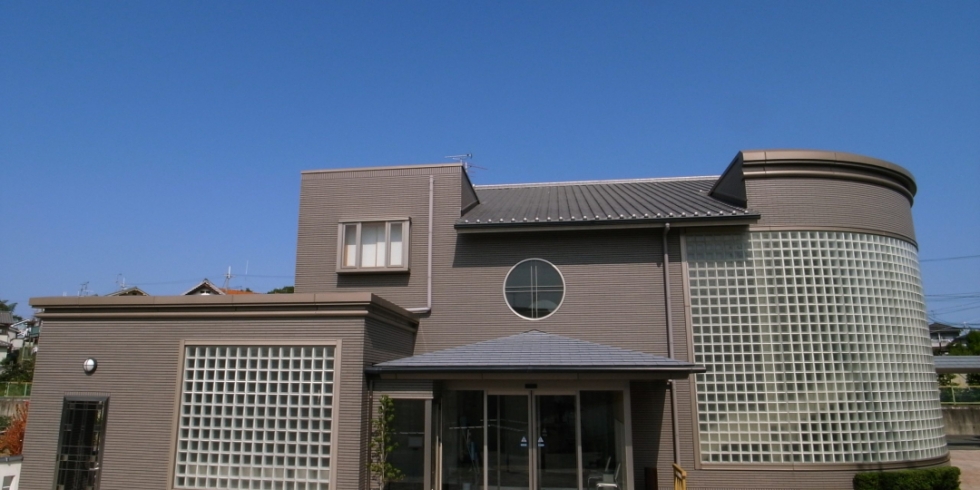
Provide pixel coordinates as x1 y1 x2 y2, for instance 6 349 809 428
943 406 980 436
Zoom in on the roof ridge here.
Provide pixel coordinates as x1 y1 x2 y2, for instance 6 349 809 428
474 175 719 189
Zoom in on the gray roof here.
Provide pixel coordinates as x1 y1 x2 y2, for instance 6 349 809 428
368 330 704 374
457 176 758 230
0 311 14 326
934 356 980 374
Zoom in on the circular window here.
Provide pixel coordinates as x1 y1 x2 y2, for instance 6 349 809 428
503 259 565 320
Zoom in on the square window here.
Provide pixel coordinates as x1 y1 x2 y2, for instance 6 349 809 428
338 220 410 271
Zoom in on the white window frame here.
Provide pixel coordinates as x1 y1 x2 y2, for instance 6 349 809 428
337 219 410 272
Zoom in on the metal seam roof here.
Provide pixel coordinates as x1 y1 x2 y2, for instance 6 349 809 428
458 178 757 228
368 330 704 373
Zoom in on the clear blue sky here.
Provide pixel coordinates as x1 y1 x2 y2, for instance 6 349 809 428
2 2 978 325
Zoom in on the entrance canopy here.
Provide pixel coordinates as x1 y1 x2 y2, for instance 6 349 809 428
366 330 705 379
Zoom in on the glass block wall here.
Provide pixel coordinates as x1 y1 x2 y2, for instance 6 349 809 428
175 346 335 489
686 231 945 464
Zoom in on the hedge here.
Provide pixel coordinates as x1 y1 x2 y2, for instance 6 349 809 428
853 466 960 490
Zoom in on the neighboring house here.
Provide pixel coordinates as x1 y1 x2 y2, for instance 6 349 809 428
0 313 16 363
0 312 13 330
930 322 963 355
105 286 150 297
182 279 254 296
27 150 947 490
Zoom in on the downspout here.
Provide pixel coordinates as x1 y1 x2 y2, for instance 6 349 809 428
406 175 434 314
663 223 681 466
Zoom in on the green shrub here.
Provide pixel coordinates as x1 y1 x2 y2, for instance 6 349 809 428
853 466 960 490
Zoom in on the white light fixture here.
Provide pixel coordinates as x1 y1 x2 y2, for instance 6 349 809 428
83 358 98 374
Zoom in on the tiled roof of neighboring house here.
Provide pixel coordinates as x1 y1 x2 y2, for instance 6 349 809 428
367 330 704 374
183 279 257 296
0 311 14 325
106 286 150 297
934 356 980 374
457 176 758 230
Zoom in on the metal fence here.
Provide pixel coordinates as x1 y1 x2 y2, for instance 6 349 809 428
939 386 980 405
0 382 31 397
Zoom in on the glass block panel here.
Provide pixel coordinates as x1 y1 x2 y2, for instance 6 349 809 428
686 231 945 464
175 345 336 489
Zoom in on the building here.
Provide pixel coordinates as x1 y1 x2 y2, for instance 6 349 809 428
181 278 256 296
929 323 963 355
26 149 946 490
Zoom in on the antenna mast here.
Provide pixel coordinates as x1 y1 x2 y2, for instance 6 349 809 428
223 267 233 290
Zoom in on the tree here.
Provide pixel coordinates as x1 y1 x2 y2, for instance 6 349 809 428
0 356 34 383
947 331 980 385
0 299 23 322
369 395 403 490
0 402 28 456
267 286 294 294
937 373 955 386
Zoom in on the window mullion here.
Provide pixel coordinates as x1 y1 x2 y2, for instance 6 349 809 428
385 222 392 267
355 223 362 269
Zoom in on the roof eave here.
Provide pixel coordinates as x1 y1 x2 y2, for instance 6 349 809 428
455 214 759 233
366 365 706 375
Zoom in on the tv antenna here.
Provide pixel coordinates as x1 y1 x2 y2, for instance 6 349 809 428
223 266 234 290
446 153 486 172
78 282 93 297
116 274 127 290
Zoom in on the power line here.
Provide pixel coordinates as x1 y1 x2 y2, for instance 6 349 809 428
925 292 980 298
920 254 980 263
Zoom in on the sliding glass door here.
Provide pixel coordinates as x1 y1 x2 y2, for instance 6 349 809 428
441 389 628 490
535 395 577 490
488 395 530 490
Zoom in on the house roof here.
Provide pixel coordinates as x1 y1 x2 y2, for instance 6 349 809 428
456 176 758 230
106 286 150 297
367 330 704 376
929 322 963 335
182 279 256 296
934 356 980 374
0 311 14 326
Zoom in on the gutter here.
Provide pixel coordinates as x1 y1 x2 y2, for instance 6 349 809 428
406 175 434 314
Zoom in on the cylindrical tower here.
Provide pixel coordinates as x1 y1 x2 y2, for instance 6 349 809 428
685 150 944 467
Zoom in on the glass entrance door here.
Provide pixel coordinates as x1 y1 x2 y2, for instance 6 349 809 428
486 394 578 490
488 395 530 490
534 395 577 490
442 389 628 490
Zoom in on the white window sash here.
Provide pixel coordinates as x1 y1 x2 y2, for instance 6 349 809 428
339 220 409 270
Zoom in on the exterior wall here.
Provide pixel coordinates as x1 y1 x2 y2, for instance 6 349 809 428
296 164 696 487
21 308 413 490
942 406 980 436
295 164 463 308
746 178 916 242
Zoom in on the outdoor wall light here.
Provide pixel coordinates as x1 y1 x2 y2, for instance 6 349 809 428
83 358 98 375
